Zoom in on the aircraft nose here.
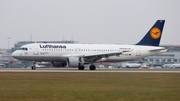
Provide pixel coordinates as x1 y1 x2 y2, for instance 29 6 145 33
11 51 20 59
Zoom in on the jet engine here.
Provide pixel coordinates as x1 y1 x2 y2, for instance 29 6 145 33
67 57 85 67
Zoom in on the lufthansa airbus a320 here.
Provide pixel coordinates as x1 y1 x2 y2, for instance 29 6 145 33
12 20 167 70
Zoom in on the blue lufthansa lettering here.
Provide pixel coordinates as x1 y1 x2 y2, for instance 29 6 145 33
39 45 66 48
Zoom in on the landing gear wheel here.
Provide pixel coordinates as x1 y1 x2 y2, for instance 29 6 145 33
89 65 96 70
78 66 85 70
32 61 36 70
78 63 85 70
31 66 36 70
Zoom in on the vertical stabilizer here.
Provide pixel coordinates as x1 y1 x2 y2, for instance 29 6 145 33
136 20 165 46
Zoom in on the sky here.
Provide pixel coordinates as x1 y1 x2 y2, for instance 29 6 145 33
0 0 180 49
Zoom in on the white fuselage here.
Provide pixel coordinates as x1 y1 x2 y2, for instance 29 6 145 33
12 43 167 63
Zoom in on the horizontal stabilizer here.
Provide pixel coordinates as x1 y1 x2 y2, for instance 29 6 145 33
149 48 167 52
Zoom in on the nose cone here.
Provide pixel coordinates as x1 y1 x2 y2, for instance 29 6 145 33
12 51 20 59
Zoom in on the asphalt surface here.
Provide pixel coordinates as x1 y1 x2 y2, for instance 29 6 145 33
0 68 180 73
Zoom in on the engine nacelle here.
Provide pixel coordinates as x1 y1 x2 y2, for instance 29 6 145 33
67 57 85 67
51 62 67 67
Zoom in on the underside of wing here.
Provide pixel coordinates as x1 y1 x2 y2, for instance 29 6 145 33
82 50 129 62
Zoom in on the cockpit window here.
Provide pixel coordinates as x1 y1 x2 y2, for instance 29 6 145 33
19 47 28 51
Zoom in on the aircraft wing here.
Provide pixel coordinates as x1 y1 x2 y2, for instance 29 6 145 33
84 51 123 57
81 50 130 62
62 50 130 62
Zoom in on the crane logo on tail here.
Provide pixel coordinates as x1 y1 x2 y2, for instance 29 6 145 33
150 27 161 39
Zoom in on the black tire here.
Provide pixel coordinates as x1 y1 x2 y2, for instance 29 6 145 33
78 63 85 70
78 66 85 70
89 65 96 70
31 66 36 70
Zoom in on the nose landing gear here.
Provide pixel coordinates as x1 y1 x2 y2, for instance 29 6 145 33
31 66 36 70
31 61 36 70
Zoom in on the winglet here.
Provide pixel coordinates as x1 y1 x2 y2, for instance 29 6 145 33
136 20 165 46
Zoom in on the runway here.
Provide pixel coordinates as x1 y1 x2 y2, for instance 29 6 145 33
1 68 180 73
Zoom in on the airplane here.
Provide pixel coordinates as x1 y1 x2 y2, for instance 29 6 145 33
120 59 145 68
12 20 167 70
163 64 180 68
121 62 142 68
0 63 6 67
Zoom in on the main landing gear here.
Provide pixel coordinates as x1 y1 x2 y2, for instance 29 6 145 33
89 65 96 70
78 63 85 70
78 63 96 70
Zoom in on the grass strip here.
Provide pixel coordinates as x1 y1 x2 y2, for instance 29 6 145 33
0 72 180 101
